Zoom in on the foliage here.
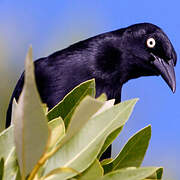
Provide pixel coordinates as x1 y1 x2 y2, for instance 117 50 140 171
0 48 163 180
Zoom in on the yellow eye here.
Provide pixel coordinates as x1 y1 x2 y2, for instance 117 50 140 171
147 38 156 48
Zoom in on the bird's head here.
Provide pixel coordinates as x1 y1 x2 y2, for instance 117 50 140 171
117 23 177 92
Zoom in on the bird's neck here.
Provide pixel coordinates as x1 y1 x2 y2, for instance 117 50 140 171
88 32 128 81
86 31 130 97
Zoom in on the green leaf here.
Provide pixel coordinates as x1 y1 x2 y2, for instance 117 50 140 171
96 93 107 102
42 103 49 114
43 167 79 180
43 99 138 179
0 126 19 179
60 96 104 146
156 168 163 179
47 79 95 128
146 167 163 179
92 99 115 117
43 160 103 180
100 159 113 166
100 167 161 180
0 127 14 161
3 147 20 180
0 158 4 180
0 101 19 180
48 117 65 151
103 125 151 173
11 99 18 126
98 126 123 159
39 96 103 179
13 47 49 178
76 159 103 180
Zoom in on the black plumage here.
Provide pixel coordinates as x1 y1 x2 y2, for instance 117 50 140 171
6 23 177 159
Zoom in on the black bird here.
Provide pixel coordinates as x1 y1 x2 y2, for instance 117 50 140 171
6 23 177 160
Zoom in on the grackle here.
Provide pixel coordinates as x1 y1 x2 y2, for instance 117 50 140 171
6 23 177 160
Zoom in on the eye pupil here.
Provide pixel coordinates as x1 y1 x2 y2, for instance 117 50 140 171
147 38 156 48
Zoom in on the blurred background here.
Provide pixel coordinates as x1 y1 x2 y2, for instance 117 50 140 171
0 0 179 179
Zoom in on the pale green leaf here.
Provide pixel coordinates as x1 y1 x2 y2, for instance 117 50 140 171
92 99 115 117
0 99 19 180
100 167 161 180
3 147 20 180
44 173 74 180
13 47 49 177
100 159 113 166
0 121 4 134
0 158 4 180
96 93 107 102
11 98 18 124
60 96 104 146
103 125 151 173
146 167 163 179
98 126 123 159
76 159 103 180
0 119 19 180
43 99 138 179
0 127 14 161
43 167 79 180
42 104 48 114
47 79 95 128
48 117 65 151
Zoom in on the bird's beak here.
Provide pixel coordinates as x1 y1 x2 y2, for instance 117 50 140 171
151 54 176 93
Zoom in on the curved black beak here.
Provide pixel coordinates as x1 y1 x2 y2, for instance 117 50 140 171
151 54 176 93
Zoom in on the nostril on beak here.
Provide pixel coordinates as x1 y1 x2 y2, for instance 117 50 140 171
150 53 157 64
168 59 175 66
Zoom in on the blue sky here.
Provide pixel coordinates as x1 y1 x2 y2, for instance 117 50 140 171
0 0 180 179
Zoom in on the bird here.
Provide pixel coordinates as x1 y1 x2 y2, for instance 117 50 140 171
6 23 177 160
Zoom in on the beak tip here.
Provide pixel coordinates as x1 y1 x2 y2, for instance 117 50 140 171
172 86 176 93
170 80 176 93
170 77 176 94
152 56 176 94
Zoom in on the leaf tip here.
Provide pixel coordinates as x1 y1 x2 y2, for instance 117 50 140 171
133 98 139 103
26 46 33 65
128 98 139 108
144 125 152 133
13 98 18 106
